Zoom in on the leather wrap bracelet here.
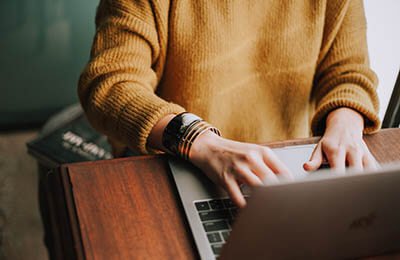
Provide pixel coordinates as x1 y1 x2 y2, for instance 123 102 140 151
162 112 221 159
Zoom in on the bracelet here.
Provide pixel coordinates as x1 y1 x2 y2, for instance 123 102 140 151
179 121 210 160
162 113 221 159
162 112 202 155
178 121 221 160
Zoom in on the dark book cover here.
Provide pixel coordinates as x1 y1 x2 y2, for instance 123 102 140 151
27 104 113 167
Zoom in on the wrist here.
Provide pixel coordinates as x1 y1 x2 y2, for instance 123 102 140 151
326 107 364 132
189 130 222 162
161 112 221 160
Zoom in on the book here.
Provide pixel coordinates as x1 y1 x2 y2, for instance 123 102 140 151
27 104 113 168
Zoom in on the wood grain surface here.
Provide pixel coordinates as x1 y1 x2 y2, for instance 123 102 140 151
65 156 198 259
59 128 400 259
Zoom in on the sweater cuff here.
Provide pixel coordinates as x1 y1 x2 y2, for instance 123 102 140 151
311 84 381 136
126 101 185 155
103 83 186 155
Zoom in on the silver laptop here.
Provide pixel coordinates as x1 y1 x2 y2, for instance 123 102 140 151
169 144 400 259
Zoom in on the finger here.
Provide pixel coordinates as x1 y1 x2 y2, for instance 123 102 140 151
346 149 363 170
237 168 264 187
246 155 281 184
363 152 379 170
361 141 379 170
303 142 323 171
224 177 246 208
262 148 293 180
325 145 346 172
249 156 280 183
262 169 280 185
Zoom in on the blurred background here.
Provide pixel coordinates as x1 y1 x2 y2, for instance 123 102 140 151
0 0 98 259
0 0 97 129
0 1 399 259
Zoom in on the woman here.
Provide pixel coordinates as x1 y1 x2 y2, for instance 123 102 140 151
79 0 380 207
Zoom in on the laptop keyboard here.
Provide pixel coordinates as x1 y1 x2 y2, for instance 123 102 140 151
194 198 242 257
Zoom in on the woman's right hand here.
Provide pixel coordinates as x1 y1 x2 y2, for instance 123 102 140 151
189 131 293 208
148 114 293 208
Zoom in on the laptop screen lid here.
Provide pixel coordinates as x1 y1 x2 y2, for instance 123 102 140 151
220 163 400 259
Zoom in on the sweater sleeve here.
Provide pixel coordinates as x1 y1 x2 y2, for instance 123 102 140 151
78 0 185 155
311 0 380 135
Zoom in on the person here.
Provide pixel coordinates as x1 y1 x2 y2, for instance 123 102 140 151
78 0 380 207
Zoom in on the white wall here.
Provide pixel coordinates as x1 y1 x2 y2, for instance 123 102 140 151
364 0 400 120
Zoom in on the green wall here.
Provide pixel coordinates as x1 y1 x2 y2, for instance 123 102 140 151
0 0 98 128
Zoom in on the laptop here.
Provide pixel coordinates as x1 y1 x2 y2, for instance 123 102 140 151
168 144 400 259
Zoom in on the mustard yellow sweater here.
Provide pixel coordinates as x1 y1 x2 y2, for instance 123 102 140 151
78 0 380 155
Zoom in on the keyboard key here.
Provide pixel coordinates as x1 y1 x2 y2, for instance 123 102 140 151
207 232 222 243
195 201 210 211
212 244 223 255
222 198 236 208
209 199 224 210
221 231 230 242
199 210 230 221
203 220 229 232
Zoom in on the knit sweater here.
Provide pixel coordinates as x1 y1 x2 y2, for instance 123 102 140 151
78 0 380 155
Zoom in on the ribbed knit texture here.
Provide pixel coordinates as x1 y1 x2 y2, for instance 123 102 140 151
78 0 380 154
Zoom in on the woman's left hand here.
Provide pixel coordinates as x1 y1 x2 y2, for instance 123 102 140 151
303 107 378 172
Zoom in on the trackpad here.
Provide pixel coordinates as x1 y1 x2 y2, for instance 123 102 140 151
272 144 316 180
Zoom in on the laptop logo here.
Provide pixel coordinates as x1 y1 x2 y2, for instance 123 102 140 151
349 212 376 230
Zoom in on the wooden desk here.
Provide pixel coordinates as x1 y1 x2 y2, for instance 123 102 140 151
44 129 400 259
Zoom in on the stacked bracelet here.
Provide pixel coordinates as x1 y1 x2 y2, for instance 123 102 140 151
162 113 221 160
178 120 221 160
